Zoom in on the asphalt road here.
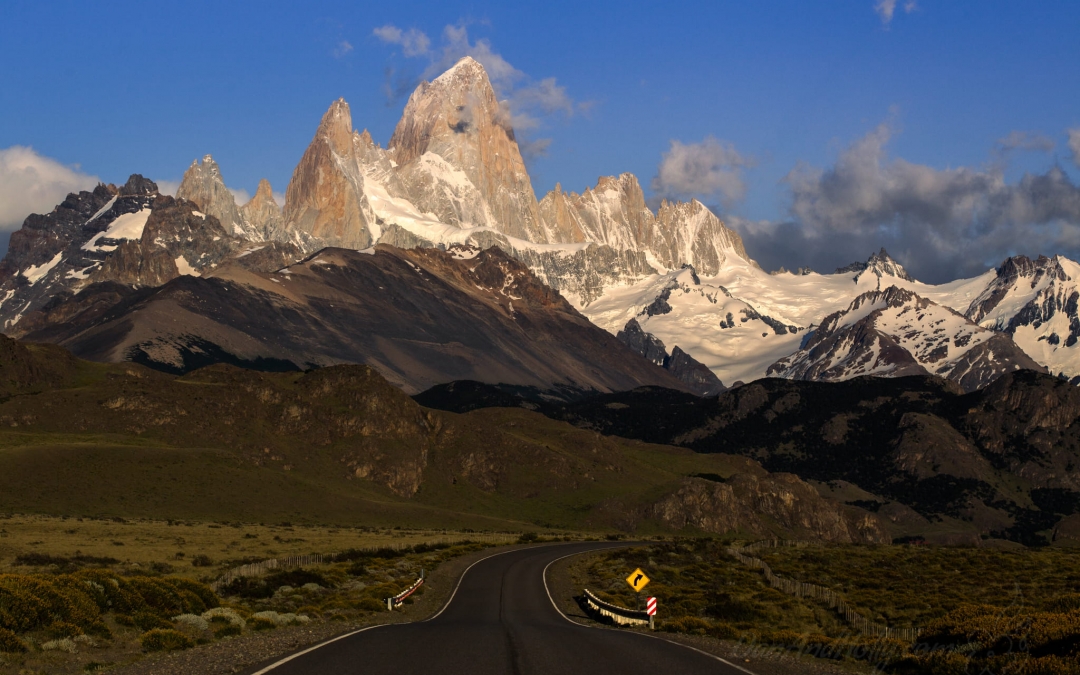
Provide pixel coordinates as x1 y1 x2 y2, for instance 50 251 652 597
247 542 755 675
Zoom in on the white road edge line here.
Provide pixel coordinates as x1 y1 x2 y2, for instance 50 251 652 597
248 542 570 673
542 549 761 675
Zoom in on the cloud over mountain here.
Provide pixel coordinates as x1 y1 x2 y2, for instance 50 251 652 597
375 23 584 158
651 136 752 209
735 123 1080 282
0 146 99 232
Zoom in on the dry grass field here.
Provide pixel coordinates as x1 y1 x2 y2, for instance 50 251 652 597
0 513 517 580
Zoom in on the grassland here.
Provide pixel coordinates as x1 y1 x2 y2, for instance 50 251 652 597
0 514 519 580
568 540 1080 675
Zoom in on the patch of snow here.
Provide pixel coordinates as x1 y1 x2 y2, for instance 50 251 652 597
236 245 266 258
86 196 117 224
22 251 63 285
174 256 199 276
82 208 151 251
192 211 206 219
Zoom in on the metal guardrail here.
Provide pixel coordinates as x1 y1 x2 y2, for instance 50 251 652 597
386 575 424 610
728 540 920 642
583 589 653 628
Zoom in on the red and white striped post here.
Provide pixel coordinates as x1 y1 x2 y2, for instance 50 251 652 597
646 596 657 630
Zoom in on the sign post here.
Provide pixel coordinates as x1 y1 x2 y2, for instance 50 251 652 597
646 596 657 630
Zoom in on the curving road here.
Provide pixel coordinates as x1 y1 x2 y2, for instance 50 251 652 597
246 542 756 675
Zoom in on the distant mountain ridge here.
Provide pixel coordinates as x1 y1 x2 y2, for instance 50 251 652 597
2 56 1078 392
21 243 687 395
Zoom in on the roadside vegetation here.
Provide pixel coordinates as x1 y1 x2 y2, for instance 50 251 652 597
0 516 540 674
571 539 1080 675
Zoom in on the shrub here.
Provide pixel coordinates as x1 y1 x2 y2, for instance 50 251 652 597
706 621 740 640
133 611 172 632
662 615 713 635
213 624 242 639
42 637 78 653
251 611 310 627
191 555 214 567
249 616 277 631
265 569 329 589
202 607 246 628
0 627 26 653
141 628 194 652
45 620 84 639
356 597 386 612
173 614 209 631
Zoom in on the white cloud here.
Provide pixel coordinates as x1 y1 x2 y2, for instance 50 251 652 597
373 25 430 57
995 130 1055 158
333 40 353 58
1069 128 1080 169
228 187 251 206
875 0 917 26
651 136 752 208
272 190 286 208
737 122 1080 282
0 146 99 231
156 179 180 197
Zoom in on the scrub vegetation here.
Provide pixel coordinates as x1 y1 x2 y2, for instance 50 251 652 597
570 540 1080 675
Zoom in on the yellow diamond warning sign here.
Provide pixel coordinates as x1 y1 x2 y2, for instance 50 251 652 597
625 568 650 592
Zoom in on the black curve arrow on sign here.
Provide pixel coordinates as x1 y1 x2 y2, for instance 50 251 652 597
633 574 644 587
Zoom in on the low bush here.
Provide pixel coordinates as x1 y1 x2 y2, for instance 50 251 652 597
141 628 194 652
249 616 277 631
0 627 26 653
213 623 242 639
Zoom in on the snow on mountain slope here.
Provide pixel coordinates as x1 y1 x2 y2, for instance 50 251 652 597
767 286 1044 392
585 265 809 386
580 247 1060 386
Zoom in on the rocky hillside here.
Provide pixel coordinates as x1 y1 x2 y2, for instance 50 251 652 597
0 335 883 541
416 370 1080 546
21 244 688 395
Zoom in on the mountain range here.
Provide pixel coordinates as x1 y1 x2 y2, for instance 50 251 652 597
1 55 1077 395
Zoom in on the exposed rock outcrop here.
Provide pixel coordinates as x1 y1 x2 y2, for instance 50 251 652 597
282 99 378 249
239 179 284 241
651 475 889 543
616 318 725 396
176 155 245 237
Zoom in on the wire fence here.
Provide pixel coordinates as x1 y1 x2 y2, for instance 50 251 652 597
727 540 920 642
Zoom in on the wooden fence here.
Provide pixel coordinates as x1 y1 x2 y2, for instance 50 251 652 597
727 540 920 642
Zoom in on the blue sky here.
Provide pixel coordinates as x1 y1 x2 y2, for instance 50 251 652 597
2 0 1079 281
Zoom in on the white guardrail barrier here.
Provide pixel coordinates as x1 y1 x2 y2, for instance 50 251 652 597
386 574 425 611
583 589 654 629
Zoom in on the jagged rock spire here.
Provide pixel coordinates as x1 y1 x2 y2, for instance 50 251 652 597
282 99 377 249
176 155 243 236
388 57 545 242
